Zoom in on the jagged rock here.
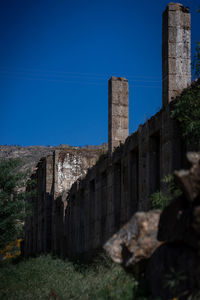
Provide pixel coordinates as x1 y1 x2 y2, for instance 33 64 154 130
104 152 200 299
174 152 200 202
147 153 200 299
103 210 162 268
157 195 199 248
158 152 200 248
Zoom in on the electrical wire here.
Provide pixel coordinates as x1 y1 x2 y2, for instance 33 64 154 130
0 68 162 88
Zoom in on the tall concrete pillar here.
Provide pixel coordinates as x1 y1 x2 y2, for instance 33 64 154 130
162 3 191 107
108 76 129 155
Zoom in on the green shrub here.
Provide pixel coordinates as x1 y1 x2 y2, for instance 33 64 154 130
0 254 137 300
0 158 33 249
150 191 170 210
150 174 181 210
171 82 200 147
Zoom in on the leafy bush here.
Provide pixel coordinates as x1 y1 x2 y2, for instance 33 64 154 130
171 82 200 147
150 174 181 210
171 9 200 147
150 191 170 210
0 158 32 249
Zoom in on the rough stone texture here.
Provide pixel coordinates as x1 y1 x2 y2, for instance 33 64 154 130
57 149 100 193
158 152 200 249
108 77 129 155
103 152 200 299
24 147 103 256
162 2 191 107
174 152 200 202
103 210 162 267
146 152 200 299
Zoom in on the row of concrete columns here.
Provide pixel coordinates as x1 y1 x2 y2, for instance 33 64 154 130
108 3 191 155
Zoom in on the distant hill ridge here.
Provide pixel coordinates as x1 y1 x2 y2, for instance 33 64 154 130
0 144 107 174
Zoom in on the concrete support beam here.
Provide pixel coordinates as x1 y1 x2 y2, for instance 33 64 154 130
108 77 129 155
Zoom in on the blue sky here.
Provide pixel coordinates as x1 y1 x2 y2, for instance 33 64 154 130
0 0 199 146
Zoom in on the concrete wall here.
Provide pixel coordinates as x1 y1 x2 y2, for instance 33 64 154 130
108 77 129 154
24 2 194 259
24 148 102 256
24 100 187 258
63 103 186 258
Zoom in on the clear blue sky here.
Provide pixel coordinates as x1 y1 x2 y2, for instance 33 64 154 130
0 0 199 146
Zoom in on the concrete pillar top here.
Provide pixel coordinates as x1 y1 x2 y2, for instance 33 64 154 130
109 76 128 82
166 2 190 12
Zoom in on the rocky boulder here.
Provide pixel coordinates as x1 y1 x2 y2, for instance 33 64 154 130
147 152 200 299
158 152 200 249
104 152 200 299
104 210 162 269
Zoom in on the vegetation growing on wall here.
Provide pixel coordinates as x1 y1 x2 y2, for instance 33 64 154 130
171 8 200 146
150 174 181 210
171 80 200 147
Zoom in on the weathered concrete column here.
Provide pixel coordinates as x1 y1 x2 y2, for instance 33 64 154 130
162 3 191 107
108 76 129 155
44 154 54 253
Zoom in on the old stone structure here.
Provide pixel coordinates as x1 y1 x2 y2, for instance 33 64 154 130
24 3 194 258
162 2 191 106
24 148 104 255
108 77 129 155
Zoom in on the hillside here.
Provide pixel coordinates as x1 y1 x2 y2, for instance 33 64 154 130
0 144 107 174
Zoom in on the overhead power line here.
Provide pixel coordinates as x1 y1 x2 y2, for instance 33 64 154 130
0 68 162 88
0 67 161 80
